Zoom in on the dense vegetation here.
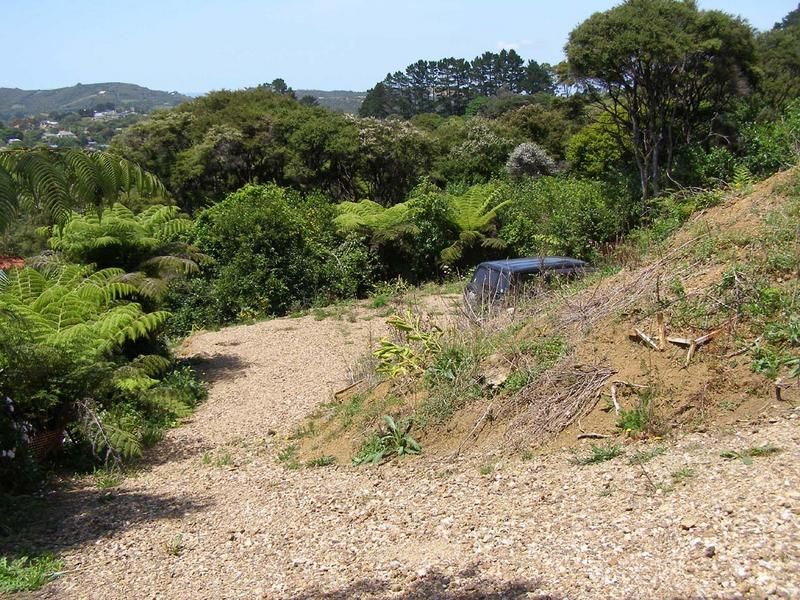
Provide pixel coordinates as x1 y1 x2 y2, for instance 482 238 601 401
1 0 799 493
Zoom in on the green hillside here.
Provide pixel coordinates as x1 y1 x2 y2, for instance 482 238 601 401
295 89 365 113
0 82 191 119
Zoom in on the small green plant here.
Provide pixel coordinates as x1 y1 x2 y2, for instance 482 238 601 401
0 554 63 593
93 468 122 489
312 307 330 321
216 451 232 467
671 467 696 483
720 444 781 465
373 311 442 378
479 464 495 476
278 445 300 469
570 444 624 465
352 415 421 465
616 388 664 437
751 345 788 379
731 164 754 192
748 444 782 457
628 446 666 465
164 534 184 557
306 455 336 468
718 400 737 412
521 449 535 461
370 293 390 308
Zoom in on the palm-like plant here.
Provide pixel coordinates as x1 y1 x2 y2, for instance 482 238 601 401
45 203 208 300
0 264 188 461
333 199 417 242
440 183 510 264
0 148 165 233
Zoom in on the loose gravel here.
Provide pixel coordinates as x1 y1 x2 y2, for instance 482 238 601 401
32 311 800 599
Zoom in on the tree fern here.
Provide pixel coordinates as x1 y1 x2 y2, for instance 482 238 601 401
45 202 208 300
0 148 165 233
0 264 167 357
440 184 510 264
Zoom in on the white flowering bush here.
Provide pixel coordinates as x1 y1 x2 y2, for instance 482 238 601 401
505 142 557 179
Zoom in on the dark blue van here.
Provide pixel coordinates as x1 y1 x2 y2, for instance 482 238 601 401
464 256 588 308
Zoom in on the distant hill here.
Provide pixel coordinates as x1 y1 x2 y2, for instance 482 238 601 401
295 89 366 114
0 83 191 120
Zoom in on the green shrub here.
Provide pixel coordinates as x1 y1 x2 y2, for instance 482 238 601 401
180 184 377 328
498 176 628 260
740 100 800 176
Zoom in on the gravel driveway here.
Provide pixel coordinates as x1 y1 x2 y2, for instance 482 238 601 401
31 311 800 599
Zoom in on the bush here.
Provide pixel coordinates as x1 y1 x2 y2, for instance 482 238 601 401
498 177 628 260
740 100 800 176
505 142 557 179
171 184 377 330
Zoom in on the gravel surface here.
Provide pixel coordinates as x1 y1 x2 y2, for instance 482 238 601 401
32 311 800 600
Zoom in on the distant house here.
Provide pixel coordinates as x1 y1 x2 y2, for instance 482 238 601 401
56 130 77 138
6 138 22 144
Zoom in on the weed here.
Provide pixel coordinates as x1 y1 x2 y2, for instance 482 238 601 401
216 452 232 467
0 554 63 593
164 534 184 557
93 468 122 489
628 446 666 465
312 308 330 321
352 415 421 465
570 444 624 465
278 445 300 470
747 444 782 457
306 455 336 468
751 344 788 379
201 452 211 465
616 388 665 437
479 464 495 476
335 393 366 429
718 400 737 411
370 293 390 308
521 449 535 461
720 444 781 465
671 467 696 483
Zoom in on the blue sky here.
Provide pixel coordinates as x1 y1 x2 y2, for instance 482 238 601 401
3 0 797 93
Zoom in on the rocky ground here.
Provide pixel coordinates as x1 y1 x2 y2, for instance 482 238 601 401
22 308 800 599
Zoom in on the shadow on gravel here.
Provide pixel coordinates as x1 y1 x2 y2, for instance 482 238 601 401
288 566 555 600
188 352 250 386
0 485 211 555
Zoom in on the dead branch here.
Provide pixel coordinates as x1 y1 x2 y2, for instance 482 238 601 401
503 363 616 450
610 383 622 415
577 432 610 440
630 328 660 350
657 312 667 350
684 341 698 367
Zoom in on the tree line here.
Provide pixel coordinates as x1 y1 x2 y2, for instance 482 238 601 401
359 49 555 118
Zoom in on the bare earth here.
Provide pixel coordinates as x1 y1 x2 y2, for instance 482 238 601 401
33 310 800 600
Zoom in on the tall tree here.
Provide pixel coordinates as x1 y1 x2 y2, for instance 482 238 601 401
757 5 800 112
565 0 756 199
